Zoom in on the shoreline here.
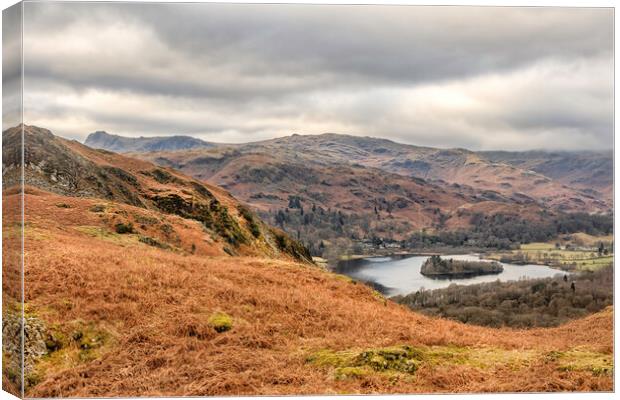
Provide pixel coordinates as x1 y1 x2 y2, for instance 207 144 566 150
335 246 496 261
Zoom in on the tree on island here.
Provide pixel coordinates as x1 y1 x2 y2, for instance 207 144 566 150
421 255 503 279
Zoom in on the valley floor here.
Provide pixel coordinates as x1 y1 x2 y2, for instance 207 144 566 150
3 191 614 396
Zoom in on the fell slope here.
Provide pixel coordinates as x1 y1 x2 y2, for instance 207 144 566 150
14 191 613 396
3 125 310 261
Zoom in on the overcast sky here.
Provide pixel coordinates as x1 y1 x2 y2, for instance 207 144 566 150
15 3 614 150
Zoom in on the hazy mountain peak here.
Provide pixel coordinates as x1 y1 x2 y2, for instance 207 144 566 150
84 130 216 153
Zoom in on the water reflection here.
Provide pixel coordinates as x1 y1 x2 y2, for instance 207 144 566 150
335 254 564 296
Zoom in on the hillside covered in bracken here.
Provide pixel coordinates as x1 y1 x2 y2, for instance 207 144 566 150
2 125 614 396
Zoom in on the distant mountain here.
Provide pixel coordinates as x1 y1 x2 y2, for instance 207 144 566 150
127 135 577 253
84 131 613 211
82 131 612 255
479 150 613 197
259 134 612 211
129 132 612 214
85 130 216 152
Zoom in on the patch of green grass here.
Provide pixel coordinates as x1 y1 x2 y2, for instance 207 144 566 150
547 349 613 375
32 320 113 390
572 256 614 271
25 370 44 388
338 254 366 261
521 242 555 251
307 346 423 380
487 247 613 272
333 274 356 284
333 366 371 380
371 290 387 305
307 345 541 380
208 312 233 333
23 227 51 241
460 347 537 370
74 226 137 246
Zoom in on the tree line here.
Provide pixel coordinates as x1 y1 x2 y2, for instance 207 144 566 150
393 265 612 328
404 212 613 250
261 195 613 258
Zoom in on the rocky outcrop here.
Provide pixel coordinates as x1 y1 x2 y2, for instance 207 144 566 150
2 310 49 389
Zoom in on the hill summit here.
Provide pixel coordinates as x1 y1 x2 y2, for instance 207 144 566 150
4 125 310 262
85 130 215 152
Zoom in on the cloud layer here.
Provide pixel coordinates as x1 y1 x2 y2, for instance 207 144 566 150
19 3 613 150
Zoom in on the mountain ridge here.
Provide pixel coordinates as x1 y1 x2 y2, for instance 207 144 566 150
84 130 613 212
80 129 612 257
84 129 611 158
85 130 217 152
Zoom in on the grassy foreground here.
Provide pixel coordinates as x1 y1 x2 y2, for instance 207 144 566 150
3 191 614 396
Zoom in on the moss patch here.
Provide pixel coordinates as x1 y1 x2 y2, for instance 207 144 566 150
547 349 613 375
33 320 113 386
333 274 355 284
307 346 423 380
74 226 138 246
334 366 371 380
308 345 544 380
208 312 233 333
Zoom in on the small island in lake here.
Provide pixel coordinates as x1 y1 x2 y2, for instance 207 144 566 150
421 255 503 279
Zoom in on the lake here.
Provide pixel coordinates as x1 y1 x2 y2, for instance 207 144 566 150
335 254 565 296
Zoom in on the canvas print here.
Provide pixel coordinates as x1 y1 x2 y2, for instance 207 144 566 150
1 2 614 397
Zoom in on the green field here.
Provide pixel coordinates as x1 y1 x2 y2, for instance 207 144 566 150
487 242 613 272
520 242 556 251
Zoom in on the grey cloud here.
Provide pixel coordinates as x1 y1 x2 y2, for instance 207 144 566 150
3 3 22 130
24 4 613 90
18 3 614 150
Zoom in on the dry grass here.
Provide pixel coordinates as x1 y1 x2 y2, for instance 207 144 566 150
8 191 614 396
